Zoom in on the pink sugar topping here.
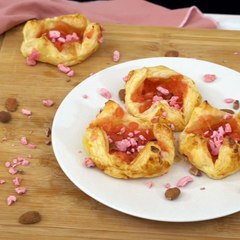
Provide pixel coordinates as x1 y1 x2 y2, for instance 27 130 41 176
26 49 40 66
206 123 232 156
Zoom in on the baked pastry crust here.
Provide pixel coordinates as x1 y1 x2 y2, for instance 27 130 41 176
83 100 175 179
179 101 240 179
125 65 202 131
20 14 103 66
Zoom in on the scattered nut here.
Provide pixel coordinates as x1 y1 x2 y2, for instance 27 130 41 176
45 139 52 145
5 98 18 112
164 50 179 57
45 127 51 137
151 146 159 153
189 166 202 176
18 211 41 224
165 187 181 200
233 100 239 110
220 109 234 114
118 89 125 102
0 111 12 123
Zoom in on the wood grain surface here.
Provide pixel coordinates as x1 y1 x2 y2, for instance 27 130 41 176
0 24 240 240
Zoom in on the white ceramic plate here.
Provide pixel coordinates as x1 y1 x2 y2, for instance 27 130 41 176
52 57 240 222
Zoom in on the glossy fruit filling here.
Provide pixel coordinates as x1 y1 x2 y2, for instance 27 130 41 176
94 107 155 164
188 117 240 160
131 75 187 113
38 22 84 51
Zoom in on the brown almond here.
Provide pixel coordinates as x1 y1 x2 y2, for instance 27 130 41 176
189 166 202 176
5 98 18 112
0 111 11 123
165 50 179 57
118 89 126 103
165 187 181 200
45 127 51 137
233 100 239 110
151 146 159 153
19 211 41 224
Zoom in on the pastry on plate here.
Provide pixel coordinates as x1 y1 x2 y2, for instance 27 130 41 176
21 14 103 66
179 101 240 179
124 65 202 131
83 100 175 179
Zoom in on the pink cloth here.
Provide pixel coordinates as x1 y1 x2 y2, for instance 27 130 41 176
0 0 218 35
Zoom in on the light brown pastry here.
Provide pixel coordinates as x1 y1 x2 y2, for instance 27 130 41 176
83 100 175 179
21 14 103 66
124 65 202 131
179 101 240 179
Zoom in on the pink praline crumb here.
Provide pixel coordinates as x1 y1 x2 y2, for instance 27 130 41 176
164 183 171 189
177 176 193 187
66 70 74 77
13 177 21 186
0 179 6 184
99 88 112 99
22 109 32 116
224 98 234 104
7 195 17 206
9 167 18 175
203 74 216 82
146 181 153 189
84 158 95 168
42 99 54 107
26 49 40 66
20 136 28 145
5 161 11 168
27 143 37 149
15 187 27 195
113 50 120 62
82 94 89 99
57 64 71 74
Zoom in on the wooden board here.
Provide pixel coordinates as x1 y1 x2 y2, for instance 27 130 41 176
0 24 240 240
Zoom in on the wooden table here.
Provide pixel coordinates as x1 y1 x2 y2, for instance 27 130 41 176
0 24 240 240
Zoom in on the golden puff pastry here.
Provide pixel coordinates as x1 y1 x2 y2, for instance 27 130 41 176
83 100 175 179
179 101 240 179
124 65 202 131
21 14 103 66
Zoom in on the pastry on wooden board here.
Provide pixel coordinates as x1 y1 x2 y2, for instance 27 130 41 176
21 14 103 66
124 65 202 131
179 101 240 179
83 100 175 179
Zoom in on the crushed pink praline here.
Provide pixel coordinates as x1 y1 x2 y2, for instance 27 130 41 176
99 88 112 99
84 158 95 168
177 176 193 187
7 195 17 206
113 50 120 62
22 108 32 116
203 74 216 82
42 99 54 107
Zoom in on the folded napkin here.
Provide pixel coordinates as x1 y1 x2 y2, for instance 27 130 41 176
0 0 218 35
